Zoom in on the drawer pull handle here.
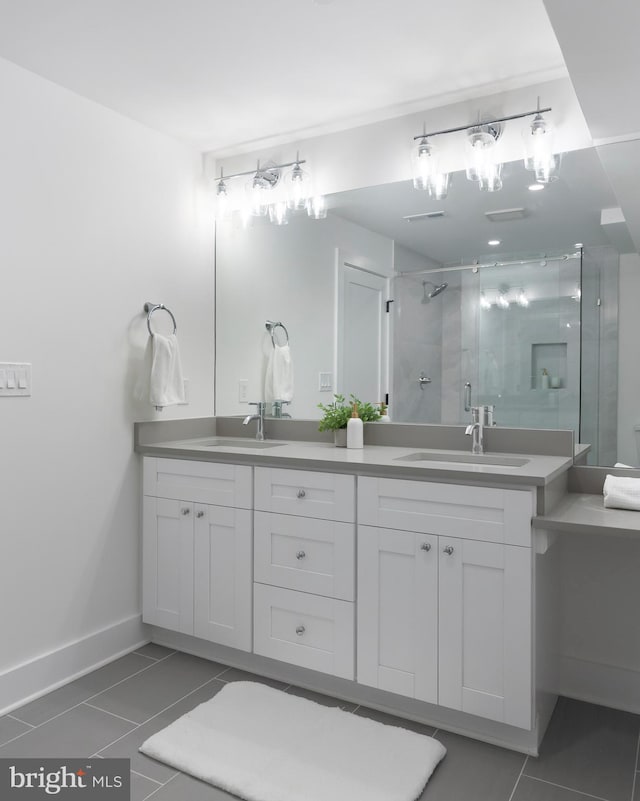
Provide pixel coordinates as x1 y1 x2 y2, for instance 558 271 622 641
297 489 306 499
420 543 431 552
196 511 205 518
181 508 190 516
296 550 306 560
443 545 454 556
295 625 306 636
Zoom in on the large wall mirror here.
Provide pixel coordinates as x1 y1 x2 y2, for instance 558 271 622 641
215 146 636 468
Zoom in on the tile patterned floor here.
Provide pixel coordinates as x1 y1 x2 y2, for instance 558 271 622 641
0 646 638 801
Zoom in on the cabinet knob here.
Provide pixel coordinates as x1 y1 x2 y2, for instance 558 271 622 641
443 545 454 555
297 489 306 499
420 543 431 552
181 508 190 516
296 550 306 560
196 511 205 518
295 625 306 636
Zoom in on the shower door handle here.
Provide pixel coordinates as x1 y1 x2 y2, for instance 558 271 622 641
464 382 472 411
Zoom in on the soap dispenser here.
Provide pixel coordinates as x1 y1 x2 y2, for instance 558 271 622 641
347 402 364 449
379 401 391 422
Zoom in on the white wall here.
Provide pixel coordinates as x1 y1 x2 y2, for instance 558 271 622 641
617 252 640 466
0 57 213 706
216 213 393 418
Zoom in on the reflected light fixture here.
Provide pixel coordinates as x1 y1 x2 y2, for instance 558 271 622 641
488 239 501 246
411 101 561 197
528 183 545 192
212 154 325 227
480 291 492 310
497 291 510 309
517 289 530 307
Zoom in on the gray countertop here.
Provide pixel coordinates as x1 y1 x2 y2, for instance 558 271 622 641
136 435 572 487
533 493 640 537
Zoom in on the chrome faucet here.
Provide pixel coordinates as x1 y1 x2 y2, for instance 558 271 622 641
465 405 495 454
271 399 291 418
243 401 266 440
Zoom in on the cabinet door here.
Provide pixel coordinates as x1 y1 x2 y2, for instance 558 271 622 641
357 525 438 704
194 504 252 651
438 537 532 729
142 497 194 634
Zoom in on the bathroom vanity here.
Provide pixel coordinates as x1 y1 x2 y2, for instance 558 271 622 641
135 418 580 754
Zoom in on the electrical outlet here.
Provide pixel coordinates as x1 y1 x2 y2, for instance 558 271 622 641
238 379 249 403
318 372 333 392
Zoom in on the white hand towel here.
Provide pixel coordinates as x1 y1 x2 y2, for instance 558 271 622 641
603 474 640 511
265 344 294 403
135 333 185 409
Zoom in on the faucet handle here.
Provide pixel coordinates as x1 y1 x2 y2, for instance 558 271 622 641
249 401 267 414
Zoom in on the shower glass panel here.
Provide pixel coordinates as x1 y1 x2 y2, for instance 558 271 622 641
392 253 582 439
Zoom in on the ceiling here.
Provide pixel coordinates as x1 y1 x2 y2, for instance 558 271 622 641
330 148 629 266
0 0 566 152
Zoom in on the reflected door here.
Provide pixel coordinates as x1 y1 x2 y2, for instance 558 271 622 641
337 260 389 404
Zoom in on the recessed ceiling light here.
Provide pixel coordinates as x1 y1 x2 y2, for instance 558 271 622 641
574 242 583 248
528 183 545 192
488 239 501 246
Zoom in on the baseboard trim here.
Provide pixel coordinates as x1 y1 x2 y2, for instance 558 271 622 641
0 614 149 715
557 655 640 714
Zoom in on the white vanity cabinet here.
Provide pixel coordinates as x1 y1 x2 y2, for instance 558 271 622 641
252 467 356 679
142 458 253 651
357 477 534 730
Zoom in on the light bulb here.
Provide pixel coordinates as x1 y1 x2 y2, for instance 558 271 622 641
412 137 449 199
517 289 529 307
286 161 311 211
522 114 560 183
497 292 510 309
480 291 492 310
214 179 231 222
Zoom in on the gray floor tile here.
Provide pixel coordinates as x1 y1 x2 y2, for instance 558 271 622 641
285 685 357 711
418 730 526 801
0 704 135 758
10 653 154 726
131 770 162 801
524 697 640 801
0 716 32 746
354 705 436 736
89 652 228 724
216 666 288 690
513 775 608 800
134 644 176 661
147 771 240 800
98 679 225 784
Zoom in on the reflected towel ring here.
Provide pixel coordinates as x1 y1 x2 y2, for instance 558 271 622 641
144 302 177 336
265 320 289 347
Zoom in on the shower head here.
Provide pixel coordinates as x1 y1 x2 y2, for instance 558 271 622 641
422 280 448 302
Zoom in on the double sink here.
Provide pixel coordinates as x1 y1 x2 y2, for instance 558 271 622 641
187 438 528 468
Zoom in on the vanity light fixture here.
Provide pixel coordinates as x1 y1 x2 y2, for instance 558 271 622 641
479 291 492 310
213 154 326 226
412 102 560 196
517 289 530 307
412 133 449 199
497 291 510 309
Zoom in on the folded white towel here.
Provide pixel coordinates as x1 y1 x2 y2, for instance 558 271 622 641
135 333 185 409
265 344 294 403
614 462 636 468
603 474 640 511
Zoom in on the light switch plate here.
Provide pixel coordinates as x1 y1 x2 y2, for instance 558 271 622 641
238 379 249 403
0 363 31 396
318 372 333 392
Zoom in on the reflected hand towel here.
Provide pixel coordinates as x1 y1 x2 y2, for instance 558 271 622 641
265 344 294 403
603 474 640 511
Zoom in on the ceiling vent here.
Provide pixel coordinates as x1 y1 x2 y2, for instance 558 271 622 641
484 207 527 222
403 211 446 222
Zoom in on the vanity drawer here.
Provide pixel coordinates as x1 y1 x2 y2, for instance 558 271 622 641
254 512 355 601
358 477 533 547
143 457 252 509
253 583 355 679
254 467 355 522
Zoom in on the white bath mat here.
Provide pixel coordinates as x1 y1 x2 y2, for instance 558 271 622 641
140 681 446 801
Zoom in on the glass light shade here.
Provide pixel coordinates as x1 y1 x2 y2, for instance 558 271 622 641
479 291 492 310
478 161 503 192
412 138 449 198
497 292 510 309
247 177 269 217
307 195 327 219
268 201 289 225
522 115 560 183
214 180 231 222
285 163 311 211
517 289 529 307
465 128 498 183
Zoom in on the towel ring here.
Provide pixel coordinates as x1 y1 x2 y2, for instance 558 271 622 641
265 320 289 347
144 302 177 336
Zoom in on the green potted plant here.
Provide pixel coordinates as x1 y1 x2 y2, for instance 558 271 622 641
317 393 381 446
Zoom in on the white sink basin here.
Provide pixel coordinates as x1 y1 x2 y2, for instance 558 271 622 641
395 452 529 467
194 438 284 449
